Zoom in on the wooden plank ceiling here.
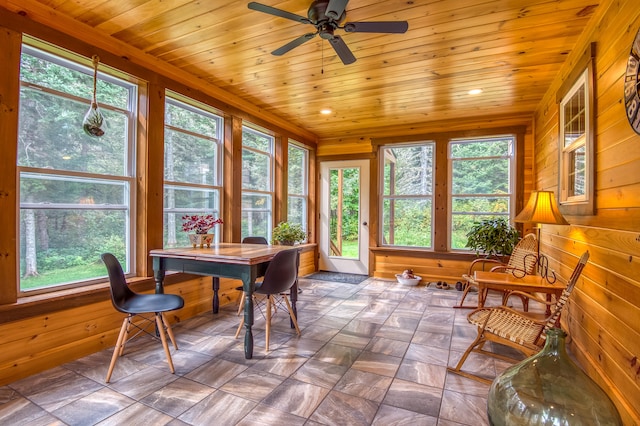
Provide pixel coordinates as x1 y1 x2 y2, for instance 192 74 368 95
12 0 599 140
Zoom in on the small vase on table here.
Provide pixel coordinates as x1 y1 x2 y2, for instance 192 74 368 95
189 233 213 248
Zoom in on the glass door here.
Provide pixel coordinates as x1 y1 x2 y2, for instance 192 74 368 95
319 160 369 274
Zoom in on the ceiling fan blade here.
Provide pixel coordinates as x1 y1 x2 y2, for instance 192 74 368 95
248 2 310 24
329 35 356 65
325 0 349 20
272 33 316 56
344 21 409 34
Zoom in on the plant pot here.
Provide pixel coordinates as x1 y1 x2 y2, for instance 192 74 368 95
189 233 213 248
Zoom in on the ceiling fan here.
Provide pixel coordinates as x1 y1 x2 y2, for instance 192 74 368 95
247 0 409 65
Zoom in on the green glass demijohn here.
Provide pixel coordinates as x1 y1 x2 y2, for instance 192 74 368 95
487 328 622 426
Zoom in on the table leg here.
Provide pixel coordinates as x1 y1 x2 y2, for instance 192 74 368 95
153 267 165 294
212 277 220 314
152 264 165 336
290 278 298 329
244 281 254 359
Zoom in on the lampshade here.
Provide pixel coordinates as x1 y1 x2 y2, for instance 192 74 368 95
514 191 569 225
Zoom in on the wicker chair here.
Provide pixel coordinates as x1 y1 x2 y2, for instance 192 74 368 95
447 251 589 384
455 233 538 309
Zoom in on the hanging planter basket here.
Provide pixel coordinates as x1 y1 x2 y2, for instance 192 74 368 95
82 55 106 137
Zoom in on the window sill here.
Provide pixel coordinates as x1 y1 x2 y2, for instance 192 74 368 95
370 246 476 261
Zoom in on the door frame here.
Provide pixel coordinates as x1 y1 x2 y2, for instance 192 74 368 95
318 159 369 274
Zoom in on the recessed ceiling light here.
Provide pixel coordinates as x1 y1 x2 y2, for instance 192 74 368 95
320 108 332 115
468 89 483 95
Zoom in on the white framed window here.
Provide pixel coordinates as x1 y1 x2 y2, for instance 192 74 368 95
449 136 515 250
559 69 590 205
557 44 595 216
380 142 435 248
17 42 138 293
163 92 223 247
242 126 274 241
287 142 309 236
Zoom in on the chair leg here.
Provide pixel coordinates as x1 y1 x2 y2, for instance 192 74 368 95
283 295 301 336
454 282 477 309
106 317 130 383
446 328 491 384
118 318 133 356
265 295 273 352
161 313 179 350
155 314 175 374
236 292 246 316
235 316 244 339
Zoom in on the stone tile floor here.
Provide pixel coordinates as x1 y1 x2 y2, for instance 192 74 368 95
0 277 528 425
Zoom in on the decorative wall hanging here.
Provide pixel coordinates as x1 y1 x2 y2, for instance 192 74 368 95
82 55 106 137
625 26 640 135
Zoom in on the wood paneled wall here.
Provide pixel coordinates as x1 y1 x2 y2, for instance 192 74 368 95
532 0 640 423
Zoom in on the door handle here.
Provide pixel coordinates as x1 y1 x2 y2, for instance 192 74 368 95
363 221 368 226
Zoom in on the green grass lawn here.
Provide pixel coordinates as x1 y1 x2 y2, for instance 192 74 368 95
20 262 107 290
336 240 359 258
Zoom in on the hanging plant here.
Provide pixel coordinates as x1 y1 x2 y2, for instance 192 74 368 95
82 55 106 137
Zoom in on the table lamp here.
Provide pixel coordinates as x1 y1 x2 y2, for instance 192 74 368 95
514 190 569 282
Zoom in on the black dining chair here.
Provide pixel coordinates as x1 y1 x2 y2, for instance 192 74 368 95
235 248 301 352
101 253 185 383
236 236 269 314
242 236 269 245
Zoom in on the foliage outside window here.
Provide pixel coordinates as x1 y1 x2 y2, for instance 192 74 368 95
287 142 308 237
17 44 137 293
163 94 223 247
450 136 515 250
242 126 274 241
329 166 361 258
559 68 591 208
381 143 435 248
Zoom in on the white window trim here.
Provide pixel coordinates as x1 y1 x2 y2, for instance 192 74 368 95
448 135 516 252
18 44 138 294
241 125 275 240
287 141 309 234
559 69 589 205
379 141 435 249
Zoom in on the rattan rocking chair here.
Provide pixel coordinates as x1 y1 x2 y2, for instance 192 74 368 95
455 233 538 309
447 251 589 384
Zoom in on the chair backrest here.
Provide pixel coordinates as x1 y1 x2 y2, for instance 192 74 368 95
242 236 268 245
258 249 299 295
101 253 137 313
543 250 590 332
507 233 538 275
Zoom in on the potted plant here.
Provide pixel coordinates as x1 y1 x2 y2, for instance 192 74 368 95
465 218 520 261
182 214 223 248
272 222 306 245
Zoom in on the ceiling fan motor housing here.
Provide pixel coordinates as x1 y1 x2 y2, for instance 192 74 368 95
308 0 346 26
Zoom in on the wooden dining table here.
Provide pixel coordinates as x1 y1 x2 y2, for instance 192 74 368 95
150 243 299 359
472 270 566 313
